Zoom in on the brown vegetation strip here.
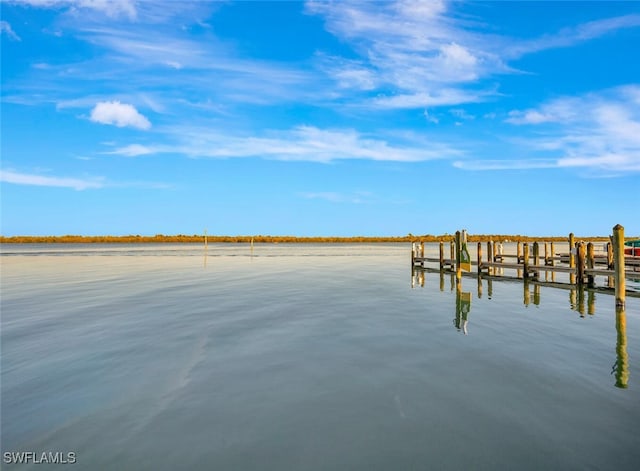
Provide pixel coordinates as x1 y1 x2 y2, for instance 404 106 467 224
0 234 630 244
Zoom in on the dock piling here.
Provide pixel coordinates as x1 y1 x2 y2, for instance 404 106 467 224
523 243 529 278
576 242 585 286
586 242 595 288
613 224 626 308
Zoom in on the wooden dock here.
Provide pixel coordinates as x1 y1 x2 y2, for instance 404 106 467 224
412 225 639 303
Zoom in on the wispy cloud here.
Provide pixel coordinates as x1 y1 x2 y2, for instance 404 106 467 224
307 1 502 108
90 101 151 129
453 159 558 171
504 14 640 58
9 0 137 20
459 85 640 173
106 125 463 163
0 169 105 190
105 143 156 157
307 1 640 110
300 191 373 204
0 168 172 190
1 20 21 41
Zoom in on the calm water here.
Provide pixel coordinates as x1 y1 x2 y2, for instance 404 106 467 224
1 243 639 470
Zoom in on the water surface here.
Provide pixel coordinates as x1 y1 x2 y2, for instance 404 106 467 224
2 244 639 470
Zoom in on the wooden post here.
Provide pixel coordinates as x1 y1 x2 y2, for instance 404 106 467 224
533 242 539 267
439 242 444 270
523 243 529 278
607 241 614 270
420 241 425 258
204 229 208 267
550 242 555 267
544 242 549 265
576 242 585 286
612 224 626 308
586 242 595 288
487 241 493 275
477 242 483 274
517 241 522 263
569 232 575 267
569 233 576 285
450 240 455 270
411 242 415 266
455 231 462 284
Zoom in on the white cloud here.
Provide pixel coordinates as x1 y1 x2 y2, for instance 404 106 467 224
90 101 151 129
504 14 640 58
466 85 640 173
106 144 155 157
75 0 136 19
0 168 172 189
371 89 488 109
0 169 104 190
305 1 507 108
300 191 372 204
107 124 462 163
307 1 640 110
453 159 558 171
1 21 21 41
439 43 478 78
10 0 137 20
449 108 475 120
423 109 439 124
506 98 580 125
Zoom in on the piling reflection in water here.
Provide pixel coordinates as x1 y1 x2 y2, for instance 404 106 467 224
411 266 631 387
454 285 471 335
614 306 629 388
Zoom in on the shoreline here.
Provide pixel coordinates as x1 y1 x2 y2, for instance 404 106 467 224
1 234 631 244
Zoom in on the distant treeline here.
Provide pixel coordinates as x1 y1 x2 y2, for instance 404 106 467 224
0 233 624 244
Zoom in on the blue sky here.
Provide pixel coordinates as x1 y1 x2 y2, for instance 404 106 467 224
1 0 639 237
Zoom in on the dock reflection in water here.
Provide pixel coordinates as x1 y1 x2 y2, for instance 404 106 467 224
412 266 631 388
